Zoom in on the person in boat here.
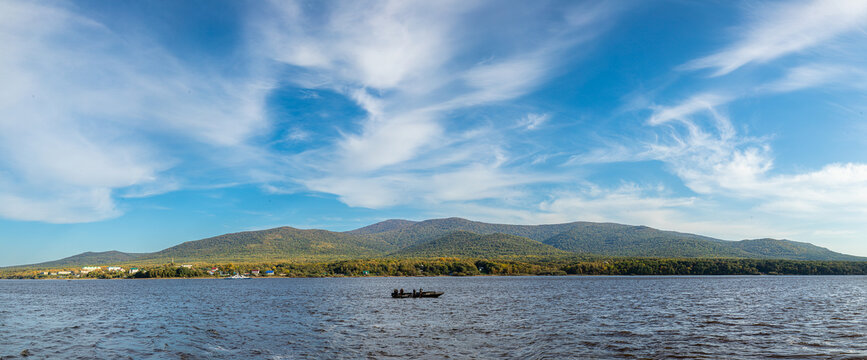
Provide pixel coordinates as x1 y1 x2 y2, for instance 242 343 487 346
399 288 404 295
392 289 398 297
419 288 423 295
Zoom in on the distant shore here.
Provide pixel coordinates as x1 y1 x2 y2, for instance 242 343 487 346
5 257 867 279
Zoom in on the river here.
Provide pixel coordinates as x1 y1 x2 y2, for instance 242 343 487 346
1 276 866 359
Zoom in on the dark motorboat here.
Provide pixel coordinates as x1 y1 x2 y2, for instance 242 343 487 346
418 291 443 298
392 289 443 298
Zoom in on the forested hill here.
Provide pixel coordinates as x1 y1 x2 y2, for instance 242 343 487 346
355 218 864 261
7 217 865 268
141 227 393 263
358 217 587 248
391 231 569 259
346 219 418 235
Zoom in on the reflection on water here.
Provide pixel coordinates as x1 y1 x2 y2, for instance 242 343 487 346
1 276 866 359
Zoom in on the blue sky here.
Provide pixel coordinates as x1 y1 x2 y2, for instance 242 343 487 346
2 0 867 266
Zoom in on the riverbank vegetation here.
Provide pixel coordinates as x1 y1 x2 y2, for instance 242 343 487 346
4 257 867 279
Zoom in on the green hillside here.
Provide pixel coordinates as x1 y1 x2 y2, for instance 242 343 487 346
360 217 586 248
346 219 417 235
138 227 392 263
730 238 865 261
391 231 569 259
6 217 864 269
542 224 750 258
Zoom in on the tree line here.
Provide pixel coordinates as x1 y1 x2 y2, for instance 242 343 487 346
5 257 867 279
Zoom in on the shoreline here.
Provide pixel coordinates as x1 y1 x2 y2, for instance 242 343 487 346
6 257 867 279
4 273 867 280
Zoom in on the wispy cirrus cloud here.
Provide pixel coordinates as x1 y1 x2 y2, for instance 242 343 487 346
258 0 623 208
568 88 867 246
0 1 269 223
518 113 551 131
557 0 867 247
600 88 867 220
559 0 867 245
681 0 867 76
1 0 626 224
761 64 867 93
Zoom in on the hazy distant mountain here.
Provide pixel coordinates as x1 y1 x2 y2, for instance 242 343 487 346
9 217 865 268
18 251 149 269
391 231 569 259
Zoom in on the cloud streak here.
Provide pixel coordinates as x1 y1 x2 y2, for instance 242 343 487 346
260 0 622 208
682 0 867 76
0 1 269 222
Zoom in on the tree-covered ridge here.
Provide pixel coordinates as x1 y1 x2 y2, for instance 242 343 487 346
358 217 586 248
139 227 392 263
5 217 864 270
391 231 569 259
356 218 865 261
345 219 418 235
542 225 752 258
727 238 862 261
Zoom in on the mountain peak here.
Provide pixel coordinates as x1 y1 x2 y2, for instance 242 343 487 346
345 219 418 235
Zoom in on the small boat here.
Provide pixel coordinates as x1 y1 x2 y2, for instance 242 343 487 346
225 274 251 279
418 291 443 298
391 289 443 298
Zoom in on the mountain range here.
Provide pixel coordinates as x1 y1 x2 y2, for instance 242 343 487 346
12 217 865 268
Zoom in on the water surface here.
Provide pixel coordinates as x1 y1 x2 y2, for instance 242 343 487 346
1 276 866 359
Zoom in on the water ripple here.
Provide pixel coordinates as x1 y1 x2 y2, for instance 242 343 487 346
1 276 867 358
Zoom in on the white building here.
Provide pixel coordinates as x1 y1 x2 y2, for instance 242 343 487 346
82 266 100 271
107 266 123 272
129 268 140 274
57 271 72 275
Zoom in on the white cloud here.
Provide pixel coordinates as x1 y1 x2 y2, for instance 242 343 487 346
284 127 312 142
452 55 551 107
538 184 695 223
0 184 119 223
304 163 551 209
259 1 622 206
337 111 443 173
762 64 867 93
540 0 867 254
557 88 867 252
648 93 731 125
610 96 867 225
0 2 268 222
420 183 789 243
519 113 551 130
261 0 469 91
682 0 867 76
